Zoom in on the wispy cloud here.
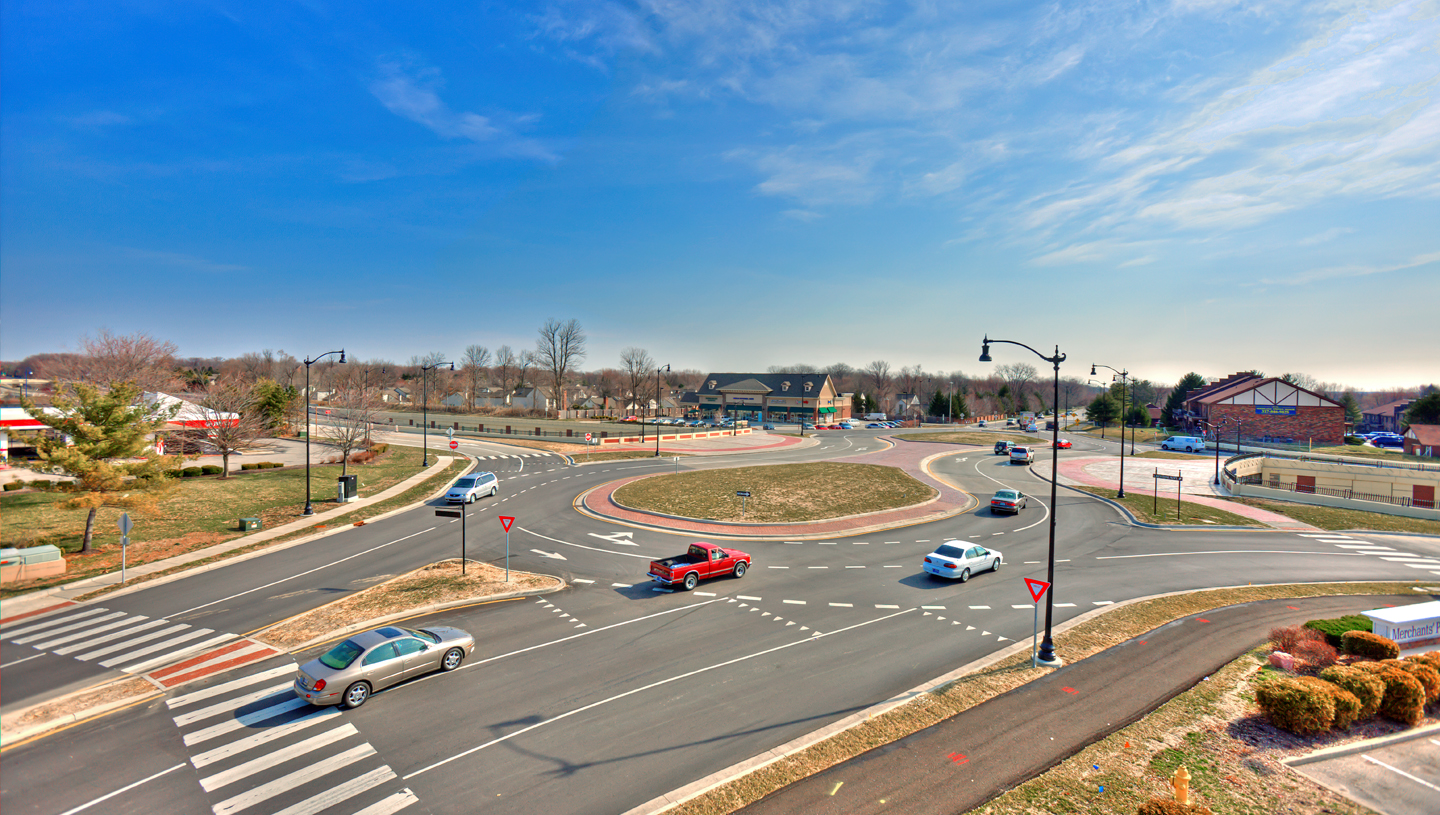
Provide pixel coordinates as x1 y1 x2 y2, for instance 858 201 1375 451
1257 249 1440 286
370 62 557 161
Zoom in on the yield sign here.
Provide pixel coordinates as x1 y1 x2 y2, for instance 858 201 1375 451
499 516 515 533
1024 577 1050 604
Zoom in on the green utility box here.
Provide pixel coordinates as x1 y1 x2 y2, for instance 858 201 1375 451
239 517 262 531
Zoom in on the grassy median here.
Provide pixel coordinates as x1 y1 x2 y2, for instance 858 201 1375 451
1070 486 1264 527
895 431 1036 446
612 463 936 523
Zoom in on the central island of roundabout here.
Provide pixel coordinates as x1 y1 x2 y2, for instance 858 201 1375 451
578 455 978 539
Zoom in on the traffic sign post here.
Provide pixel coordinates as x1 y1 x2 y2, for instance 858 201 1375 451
499 516 515 581
736 490 751 518
435 506 468 573
449 440 458 450
585 433 592 462
1024 578 1051 668
117 513 133 584
1154 470 1183 519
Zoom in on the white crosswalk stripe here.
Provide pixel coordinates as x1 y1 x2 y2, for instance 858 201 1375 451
2 604 249 676
166 664 418 814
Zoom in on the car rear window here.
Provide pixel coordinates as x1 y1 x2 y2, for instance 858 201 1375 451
1012 447 1029 453
994 491 1018 500
319 639 364 670
934 544 967 559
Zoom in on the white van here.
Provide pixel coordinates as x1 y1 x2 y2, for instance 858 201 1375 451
1159 436 1207 453
864 413 887 421
446 471 498 503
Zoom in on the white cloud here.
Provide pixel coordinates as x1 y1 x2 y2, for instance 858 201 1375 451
1296 227 1353 246
369 62 556 161
1257 249 1440 285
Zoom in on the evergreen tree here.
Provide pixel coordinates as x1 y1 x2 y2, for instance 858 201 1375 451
1403 392 1440 429
1086 392 1120 435
21 382 178 553
1126 403 1150 428
952 393 970 421
252 378 298 430
1163 372 1207 426
928 390 948 417
1340 391 1361 426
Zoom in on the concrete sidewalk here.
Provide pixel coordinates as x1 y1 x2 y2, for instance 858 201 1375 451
0 456 460 621
578 437 978 539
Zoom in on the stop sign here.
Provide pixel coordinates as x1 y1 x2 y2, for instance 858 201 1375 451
449 440 458 450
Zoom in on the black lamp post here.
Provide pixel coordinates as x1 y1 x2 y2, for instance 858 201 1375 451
1196 419 1223 485
303 349 346 516
1223 417 1244 456
420 360 453 466
1091 364 1129 499
982 335 1065 667
655 364 669 456
362 365 386 445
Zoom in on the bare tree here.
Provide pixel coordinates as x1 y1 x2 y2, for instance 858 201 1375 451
515 350 536 391
864 360 892 400
60 329 179 391
318 383 379 476
534 319 586 416
408 352 450 406
896 365 926 397
620 347 656 413
672 368 706 390
996 363 1037 407
825 362 855 393
595 368 622 411
461 345 491 410
492 345 517 399
184 378 270 477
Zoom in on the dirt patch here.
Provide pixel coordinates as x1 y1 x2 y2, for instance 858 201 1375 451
6 677 156 734
257 559 561 649
612 463 936 523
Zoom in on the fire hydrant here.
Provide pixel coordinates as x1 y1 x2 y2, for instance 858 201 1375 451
1171 765 1190 804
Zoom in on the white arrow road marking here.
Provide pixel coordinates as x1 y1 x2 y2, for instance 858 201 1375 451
530 550 568 560
587 531 639 546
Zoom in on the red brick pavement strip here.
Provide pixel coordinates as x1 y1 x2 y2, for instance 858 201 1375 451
148 639 281 689
1054 455 1317 529
579 438 978 539
0 600 75 626
598 434 808 456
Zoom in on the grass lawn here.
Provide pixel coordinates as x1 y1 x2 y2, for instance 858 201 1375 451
1071 486 1264 527
612 463 936 523
1302 444 1413 462
670 580 1431 815
1067 423 1170 444
0 443 462 597
895 431 1035 446
1226 496 1440 535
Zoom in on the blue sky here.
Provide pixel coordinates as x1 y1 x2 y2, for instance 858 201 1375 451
3 0 1437 389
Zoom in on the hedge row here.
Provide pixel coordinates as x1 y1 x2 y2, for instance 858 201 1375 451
1258 650 1440 734
239 462 286 471
1304 614 1372 647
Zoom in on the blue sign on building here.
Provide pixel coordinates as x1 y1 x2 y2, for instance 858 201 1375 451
1255 406 1298 416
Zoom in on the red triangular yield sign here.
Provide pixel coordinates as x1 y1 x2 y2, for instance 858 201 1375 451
1024 577 1050 604
499 516 515 532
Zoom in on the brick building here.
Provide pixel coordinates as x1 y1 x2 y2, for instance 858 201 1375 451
1405 425 1439 458
1182 373 1344 445
1360 399 1413 434
690 372 849 423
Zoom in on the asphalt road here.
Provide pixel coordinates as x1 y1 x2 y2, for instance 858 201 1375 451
3 427 1436 815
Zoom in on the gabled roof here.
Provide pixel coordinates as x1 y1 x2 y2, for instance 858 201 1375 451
1192 377 1340 408
696 372 832 397
718 378 772 393
1184 372 1260 405
1362 399 1412 417
1405 424 1440 445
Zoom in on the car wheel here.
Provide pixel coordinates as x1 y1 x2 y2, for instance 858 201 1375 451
992 558 1001 573
683 572 699 591
441 647 465 672
490 486 497 496
732 561 747 579
958 568 971 583
342 681 370 710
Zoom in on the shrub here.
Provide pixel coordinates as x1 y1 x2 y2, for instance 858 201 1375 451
1342 630 1400 659
1295 676 1361 728
2 482 23 491
1306 615 1372 647
200 465 223 475
261 462 283 469
369 443 388 454
1292 638 1339 670
1405 651 1440 673
1355 664 1426 725
1392 661 1440 704
164 469 183 478
348 451 376 465
1320 665 1386 719
1270 624 1321 654
1256 675 1335 734
181 467 203 477
1136 797 1215 815
241 463 259 471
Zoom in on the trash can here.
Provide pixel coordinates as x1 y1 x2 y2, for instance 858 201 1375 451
239 517 262 531
337 475 358 503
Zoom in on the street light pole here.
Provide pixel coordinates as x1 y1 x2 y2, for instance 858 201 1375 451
420 360 453 467
1196 419 1223 485
303 349 346 516
1091 364 1129 499
655 364 669 456
982 335 1065 667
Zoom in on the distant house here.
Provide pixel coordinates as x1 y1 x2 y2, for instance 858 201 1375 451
1145 403 1164 426
508 387 550 412
384 387 411 404
891 393 922 418
1361 399 1413 434
1405 425 1439 458
440 393 467 408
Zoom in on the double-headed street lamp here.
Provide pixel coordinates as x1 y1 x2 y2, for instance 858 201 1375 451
420 360 453 467
981 335 1065 667
655 364 669 456
1091 364 1129 499
303 349 346 516
1196 419 1223 485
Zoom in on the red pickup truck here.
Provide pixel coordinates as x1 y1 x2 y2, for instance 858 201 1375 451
649 542 752 590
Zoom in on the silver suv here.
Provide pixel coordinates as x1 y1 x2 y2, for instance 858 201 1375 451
1009 446 1035 465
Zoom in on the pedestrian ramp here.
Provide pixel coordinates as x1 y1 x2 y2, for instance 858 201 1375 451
166 664 419 815
0 603 257 677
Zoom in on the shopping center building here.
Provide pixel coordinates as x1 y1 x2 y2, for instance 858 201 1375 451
686 373 851 423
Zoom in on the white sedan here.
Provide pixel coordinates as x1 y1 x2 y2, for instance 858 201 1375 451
922 542 1003 582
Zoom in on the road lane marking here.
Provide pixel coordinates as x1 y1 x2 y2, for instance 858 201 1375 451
969 605 990 609
190 707 341 768
468 599 726 668
1097 550 1366 559
56 763 188 815
829 603 853 607
845 565 866 569
2 606 110 638
875 604 899 609
169 664 297 709
0 653 44 668
182 698 312 746
783 600 806 605
1361 754 1440 792
200 724 358 791
211 742 377 815
738 596 761 601
403 607 918 780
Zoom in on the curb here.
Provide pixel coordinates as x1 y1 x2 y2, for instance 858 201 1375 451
0 679 164 748
1282 721 1440 766
620 582 1417 815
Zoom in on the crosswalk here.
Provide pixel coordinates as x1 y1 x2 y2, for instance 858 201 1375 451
1 603 253 675
1298 532 1440 575
475 452 558 460
167 664 419 815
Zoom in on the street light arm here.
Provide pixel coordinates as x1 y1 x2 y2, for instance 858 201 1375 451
981 336 1065 366
305 350 346 366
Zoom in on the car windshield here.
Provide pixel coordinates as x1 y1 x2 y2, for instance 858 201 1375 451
934 544 968 559
408 627 440 644
994 491 1018 500
319 639 365 670
454 477 477 488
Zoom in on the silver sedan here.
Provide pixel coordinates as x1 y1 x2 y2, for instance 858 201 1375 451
293 624 475 709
